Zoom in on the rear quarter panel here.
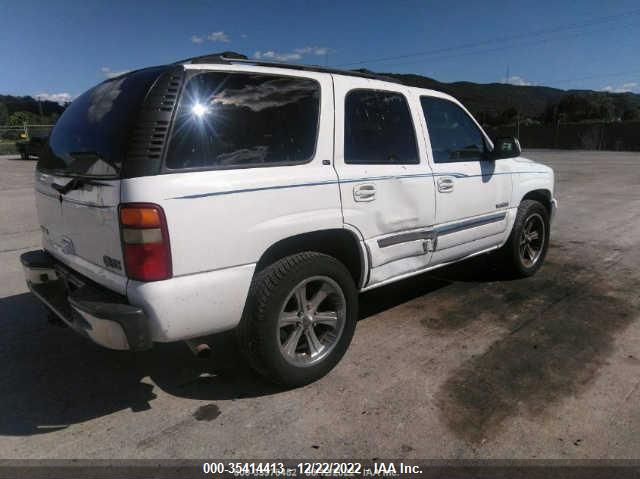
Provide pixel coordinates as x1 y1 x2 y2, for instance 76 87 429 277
120 68 341 278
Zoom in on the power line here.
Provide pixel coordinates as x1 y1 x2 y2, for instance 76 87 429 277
337 8 640 68
364 21 640 73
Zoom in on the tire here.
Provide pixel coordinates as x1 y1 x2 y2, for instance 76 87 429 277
238 252 358 387
497 199 550 278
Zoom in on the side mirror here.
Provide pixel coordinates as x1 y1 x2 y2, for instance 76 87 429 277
490 137 521 160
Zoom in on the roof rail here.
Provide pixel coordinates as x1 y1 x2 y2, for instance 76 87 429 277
174 51 248 65
175 51 401 84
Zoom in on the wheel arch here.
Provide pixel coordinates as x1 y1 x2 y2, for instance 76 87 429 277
255 228 367 288
521 188 553 216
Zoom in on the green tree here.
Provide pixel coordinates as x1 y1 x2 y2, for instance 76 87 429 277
622 109 640 121
8 111 40 126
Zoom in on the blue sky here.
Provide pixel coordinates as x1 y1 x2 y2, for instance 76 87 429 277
1 0 639 103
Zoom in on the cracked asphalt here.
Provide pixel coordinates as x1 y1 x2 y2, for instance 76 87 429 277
0 150 639 459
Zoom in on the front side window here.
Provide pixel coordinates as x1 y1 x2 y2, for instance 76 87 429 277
165 72 320 169
345 90 418 165
420 96 486 163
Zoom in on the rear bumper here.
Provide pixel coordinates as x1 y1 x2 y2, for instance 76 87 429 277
20 250 152 351
126 263 256 342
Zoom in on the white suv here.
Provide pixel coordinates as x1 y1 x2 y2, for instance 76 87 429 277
21 53 557 386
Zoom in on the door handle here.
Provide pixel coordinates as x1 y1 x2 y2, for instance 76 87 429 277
437 177 454 193
353 183 376 202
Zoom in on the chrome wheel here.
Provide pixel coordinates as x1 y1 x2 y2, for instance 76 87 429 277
519 212 545 268
277 276 346 367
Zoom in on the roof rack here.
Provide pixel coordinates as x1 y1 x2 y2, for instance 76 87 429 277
175 51 401 85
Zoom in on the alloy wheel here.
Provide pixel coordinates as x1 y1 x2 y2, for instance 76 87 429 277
277 276 347 367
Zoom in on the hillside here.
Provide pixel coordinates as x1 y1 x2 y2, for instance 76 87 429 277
360 70 640 124
0 94 66 119
1 66 640 127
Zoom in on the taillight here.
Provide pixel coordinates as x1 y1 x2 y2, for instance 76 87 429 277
119 203 172 281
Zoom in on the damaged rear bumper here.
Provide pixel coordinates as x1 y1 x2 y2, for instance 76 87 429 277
20 250 152 351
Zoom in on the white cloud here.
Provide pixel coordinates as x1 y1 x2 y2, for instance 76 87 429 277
212 77 318 111
88 79 124 123
191 35 204 44
34 92 74 105
602 82 638 93
502 75 531 86
208 31 230 43
240 33 248 39
100 67 130 79
254 50 302 62
294 46 329 56
254 46 330 63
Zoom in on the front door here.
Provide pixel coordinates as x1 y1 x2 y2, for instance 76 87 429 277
418 95 512 264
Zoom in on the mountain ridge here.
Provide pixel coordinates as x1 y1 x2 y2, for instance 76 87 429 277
2 68 640 125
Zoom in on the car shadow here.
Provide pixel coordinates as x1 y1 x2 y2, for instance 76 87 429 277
0 254 503 436
479 159 496 183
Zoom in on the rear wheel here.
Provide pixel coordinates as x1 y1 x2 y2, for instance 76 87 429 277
238 252 358 387
497 199 550 278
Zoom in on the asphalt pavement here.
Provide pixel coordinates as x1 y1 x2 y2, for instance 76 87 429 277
1 150 639 459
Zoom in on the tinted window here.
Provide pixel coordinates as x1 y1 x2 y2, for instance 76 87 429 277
166 73 320 169
420 96 486 163
37 67 166 177
345 90 418 165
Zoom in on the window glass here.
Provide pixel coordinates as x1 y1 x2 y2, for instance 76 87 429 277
345 90 418 165
37 67 167 177
166 73 320 169
420 96 486 163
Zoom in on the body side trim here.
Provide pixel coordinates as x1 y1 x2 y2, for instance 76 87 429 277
375 211 506 249
435 211 506 237
377 230 435 248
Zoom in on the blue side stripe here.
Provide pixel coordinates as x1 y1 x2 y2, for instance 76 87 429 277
175 180 336 199
169 171 549 200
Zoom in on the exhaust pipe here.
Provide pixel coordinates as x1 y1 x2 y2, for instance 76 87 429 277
185 340 212 358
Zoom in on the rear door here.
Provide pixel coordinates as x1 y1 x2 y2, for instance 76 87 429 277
35 68 168 294
418 94 512 264
332 76 436 287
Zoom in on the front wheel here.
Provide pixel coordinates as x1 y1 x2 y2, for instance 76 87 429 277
238 252 358 387
497 199 550 278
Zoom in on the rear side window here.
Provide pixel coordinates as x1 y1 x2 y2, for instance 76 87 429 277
37 67 167 177
420 96 486 163
165 72 320 169
345 90 418 165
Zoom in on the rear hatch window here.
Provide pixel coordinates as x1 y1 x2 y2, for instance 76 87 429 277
37 67 167 178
